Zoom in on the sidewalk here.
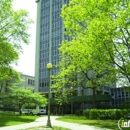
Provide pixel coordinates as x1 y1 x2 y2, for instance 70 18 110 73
0 116 112 130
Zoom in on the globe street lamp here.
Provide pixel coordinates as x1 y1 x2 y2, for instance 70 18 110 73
46 63 52 127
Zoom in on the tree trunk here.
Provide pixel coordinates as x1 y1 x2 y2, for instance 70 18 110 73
0 83 3 93
19 109 22 115
92 87 96 108
19 104 22 115
28 103 29 115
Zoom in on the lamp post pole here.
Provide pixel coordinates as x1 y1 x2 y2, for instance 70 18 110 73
71 87 73 116
46 63 52 127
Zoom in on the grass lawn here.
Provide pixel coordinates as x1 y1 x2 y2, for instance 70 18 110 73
0 113 39 127
56 116 130 130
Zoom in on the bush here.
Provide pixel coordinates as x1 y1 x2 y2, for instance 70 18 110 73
120 101 130 112
83 109 129 120
83 109 90 118
89 109 101 119
75 109 83 116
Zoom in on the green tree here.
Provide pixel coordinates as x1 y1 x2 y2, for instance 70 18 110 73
4 88 47 115
52 0 130 107
0 68 21 93
0 0 32 49
61 0 130 86
0 0 32 91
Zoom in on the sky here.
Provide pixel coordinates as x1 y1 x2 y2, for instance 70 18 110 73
12 0 37 76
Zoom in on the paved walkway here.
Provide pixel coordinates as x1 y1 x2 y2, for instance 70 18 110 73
0 116 112 130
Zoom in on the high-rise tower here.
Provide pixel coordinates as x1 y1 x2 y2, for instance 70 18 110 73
35 0 69 93
34 1 113 113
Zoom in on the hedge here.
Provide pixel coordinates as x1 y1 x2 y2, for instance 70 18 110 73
83 109 129 120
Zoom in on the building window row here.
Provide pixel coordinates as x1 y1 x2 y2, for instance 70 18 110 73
40 52 49 60
52 35 62 42
52 49 59 56
52 55 59 60
52 29 62 37
40 59 59 69
64 0 69 4
52 13 60 19
52 59 59 66
40 43 49 50
112 98 127 107
52 21 62 29
40 40 49 45
40 71 48 78
42 8 50 16
39 68 59 78
52 4 62 12
42 0 50 7
40 62 49 68
41 26 49 33
52 39 61 47
28 79 34 86
41 17 50 24
52 0 62 4
41 34 49 41
39 82 49 87
111 92 129 98
40 58 49 63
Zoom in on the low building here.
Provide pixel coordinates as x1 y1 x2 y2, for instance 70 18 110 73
19 73 35 90
110 87 130 107
0 73 35 111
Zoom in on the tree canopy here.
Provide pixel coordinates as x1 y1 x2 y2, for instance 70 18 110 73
4 88 47 115
52 0 130 106
0 0 32 90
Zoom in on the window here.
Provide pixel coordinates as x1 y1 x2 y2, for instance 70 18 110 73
28 79 34 86
28 79 31 84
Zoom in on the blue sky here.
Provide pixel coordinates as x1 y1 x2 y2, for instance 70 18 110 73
12 0 37 76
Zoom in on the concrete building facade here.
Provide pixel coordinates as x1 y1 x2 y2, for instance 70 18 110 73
34 0 115 113
19 73 35 90
35 0 69 93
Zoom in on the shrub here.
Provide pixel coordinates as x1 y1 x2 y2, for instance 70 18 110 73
75 109 83 116
83 109 129 120
89 109 100 119
83 109 90 118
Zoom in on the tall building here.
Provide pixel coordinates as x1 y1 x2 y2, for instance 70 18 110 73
35 0 69 93
35 0 113 114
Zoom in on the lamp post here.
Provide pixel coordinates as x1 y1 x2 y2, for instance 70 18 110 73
70 87 73 116
46 63 52 127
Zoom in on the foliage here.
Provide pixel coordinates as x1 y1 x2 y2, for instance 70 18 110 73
75 109 83 116
0 0 32 49
0 0 32 91
0 68 21 93
4 88 47 115
52 82 75 105
120 101 130 110
52 0 130 107
61 0 130 85
83 109 129 120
